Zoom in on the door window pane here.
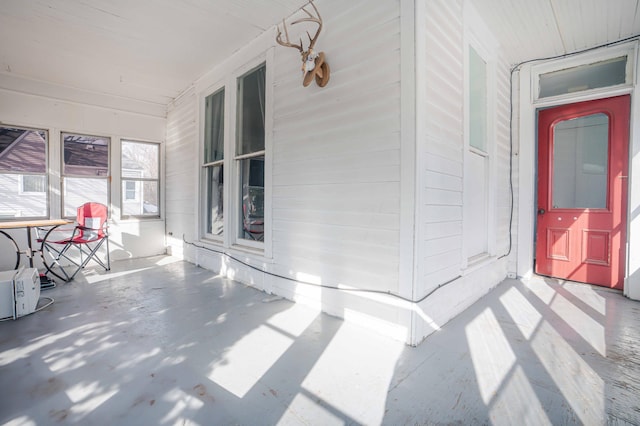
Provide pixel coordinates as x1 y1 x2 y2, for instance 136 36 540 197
552 113 608 209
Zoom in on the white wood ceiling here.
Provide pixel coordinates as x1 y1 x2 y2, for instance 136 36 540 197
0 0 639 114
0 0 307 110
471 0 640 65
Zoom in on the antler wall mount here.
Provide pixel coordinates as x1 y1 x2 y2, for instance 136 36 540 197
276 0 330 87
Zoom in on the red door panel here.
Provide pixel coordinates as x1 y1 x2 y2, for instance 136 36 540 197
535 95 629 289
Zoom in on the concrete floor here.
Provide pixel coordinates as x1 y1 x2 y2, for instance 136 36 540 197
1 256 639 425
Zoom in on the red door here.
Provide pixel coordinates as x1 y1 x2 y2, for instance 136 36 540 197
535 95 629 289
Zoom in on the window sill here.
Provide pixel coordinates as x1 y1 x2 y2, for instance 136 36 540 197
463 252 496 274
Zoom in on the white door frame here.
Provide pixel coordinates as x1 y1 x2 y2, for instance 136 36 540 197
515 41 640 299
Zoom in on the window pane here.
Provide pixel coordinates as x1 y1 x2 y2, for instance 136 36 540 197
22 175 46 193
239 157 264 241
0 127 47 173
237 65 266 156
539 56 627 98
63 133 109 177
122 141 159 179
469 47 487 151
0 126 48 218
204 89 225 163
63 177 108 217
206 165 224 236
122 180 159 216
552 113 608 209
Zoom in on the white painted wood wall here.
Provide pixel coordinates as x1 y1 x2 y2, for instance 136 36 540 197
408 0 513 342
165 0 515 344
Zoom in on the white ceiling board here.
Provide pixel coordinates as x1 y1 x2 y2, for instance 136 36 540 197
471 0 640 66
0 0 307 113
0 0 639 116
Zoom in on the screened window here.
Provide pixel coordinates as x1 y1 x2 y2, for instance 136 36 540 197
62 132 110 217
203 88 225 237
121 140 160 217
236 64 265 242
0 126 48 218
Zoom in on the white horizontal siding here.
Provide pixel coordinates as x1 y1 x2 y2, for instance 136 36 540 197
165 88 198 253
495 53 515 269
418 0 464 295
271 0 402 293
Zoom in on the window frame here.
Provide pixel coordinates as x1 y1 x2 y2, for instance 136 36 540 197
234 62 267 249
531 44 635 103
60 131 111 219
0 125 49 220
199 50 273 255
201 86 226 241
462 8 498 269
120 139 161 219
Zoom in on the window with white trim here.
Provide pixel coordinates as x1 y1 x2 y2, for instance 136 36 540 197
121 140 160 218
61 132 110 217
464 43 495 263
236 64 266 243
0 125 48 218
203 88 225 237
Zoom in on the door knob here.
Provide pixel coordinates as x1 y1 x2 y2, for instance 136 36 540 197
538 208 545 215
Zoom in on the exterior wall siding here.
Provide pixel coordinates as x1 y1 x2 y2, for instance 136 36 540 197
419 0 465 292
164 0 408 340
165 88 198 260
411 0 512 344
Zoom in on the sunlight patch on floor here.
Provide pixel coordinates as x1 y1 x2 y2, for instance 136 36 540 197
465 308 516 404
84 267 153 284
266 303 319 337
0 322 109 366
549 292 605 355
279 391 346 425
161 388 204 425
531 321 605 424
499 286 542 339
207 325 293 398
299 325 404 425
490 365 552 425
561 283 606 316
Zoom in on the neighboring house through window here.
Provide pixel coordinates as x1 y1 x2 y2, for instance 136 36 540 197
62 132 110 217
121 140 160 218
0 126 48 219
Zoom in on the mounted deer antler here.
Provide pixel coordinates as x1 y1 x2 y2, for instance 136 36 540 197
276 0 330 87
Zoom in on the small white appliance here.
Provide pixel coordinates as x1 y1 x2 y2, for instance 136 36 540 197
0 268 41 320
